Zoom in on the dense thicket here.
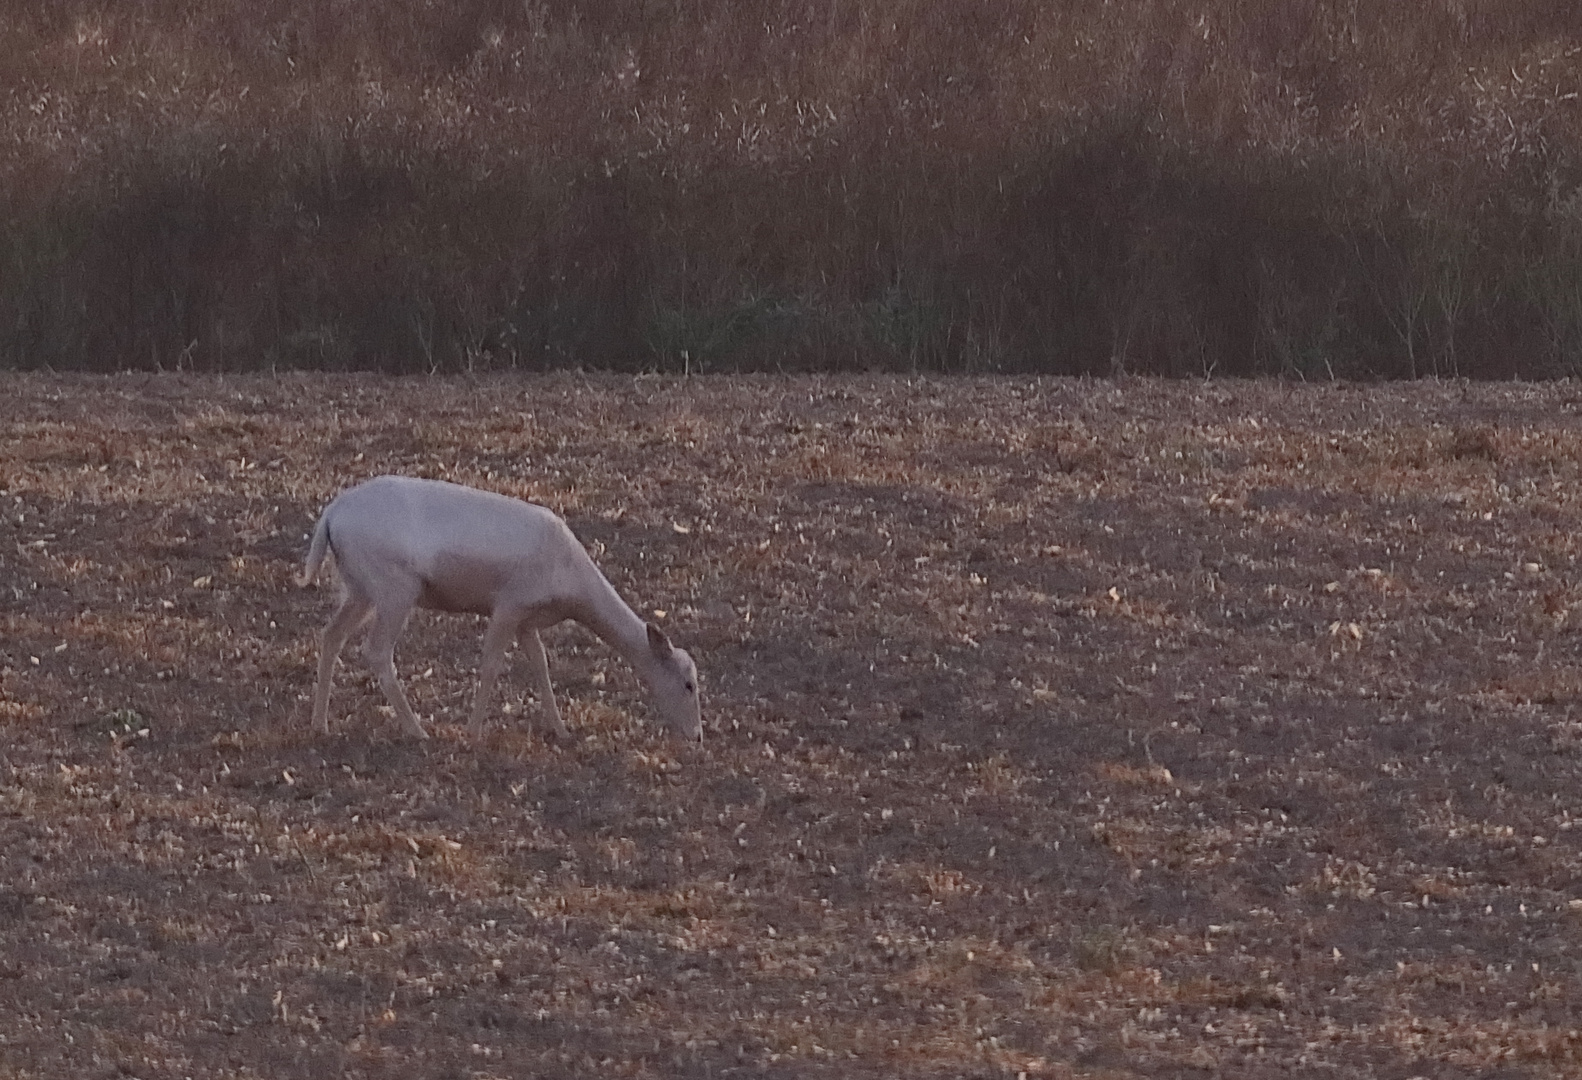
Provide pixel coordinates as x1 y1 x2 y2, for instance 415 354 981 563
4 1 1581 375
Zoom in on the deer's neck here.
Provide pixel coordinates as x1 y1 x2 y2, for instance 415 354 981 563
573 563 656 684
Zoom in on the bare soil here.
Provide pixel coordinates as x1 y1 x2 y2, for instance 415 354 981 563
2 373 1582 1078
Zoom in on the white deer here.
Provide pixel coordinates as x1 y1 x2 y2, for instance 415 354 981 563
295 475 702 741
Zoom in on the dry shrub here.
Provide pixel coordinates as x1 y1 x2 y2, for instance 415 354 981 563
1095 762 1176 788
1448 426 1501 461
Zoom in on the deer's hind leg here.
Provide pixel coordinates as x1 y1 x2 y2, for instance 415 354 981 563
359 585 426 739
311 592 374 734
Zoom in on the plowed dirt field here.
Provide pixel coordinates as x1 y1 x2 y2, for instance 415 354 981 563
2 374 1582 1078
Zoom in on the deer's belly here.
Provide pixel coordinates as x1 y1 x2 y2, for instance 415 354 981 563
415 554 509 616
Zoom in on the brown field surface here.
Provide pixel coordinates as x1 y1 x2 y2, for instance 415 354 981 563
2 373 1582 1077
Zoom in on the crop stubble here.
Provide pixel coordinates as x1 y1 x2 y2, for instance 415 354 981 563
1 374 1581 1077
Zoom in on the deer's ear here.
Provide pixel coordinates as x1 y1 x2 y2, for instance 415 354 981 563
646 622 673 656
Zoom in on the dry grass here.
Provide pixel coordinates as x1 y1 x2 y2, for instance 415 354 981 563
2 373 1582 1076
3 2 1582 374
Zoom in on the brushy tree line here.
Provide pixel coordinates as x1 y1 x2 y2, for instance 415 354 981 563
3 0 1581 376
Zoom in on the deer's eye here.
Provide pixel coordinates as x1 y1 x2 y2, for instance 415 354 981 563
684 681 696 694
